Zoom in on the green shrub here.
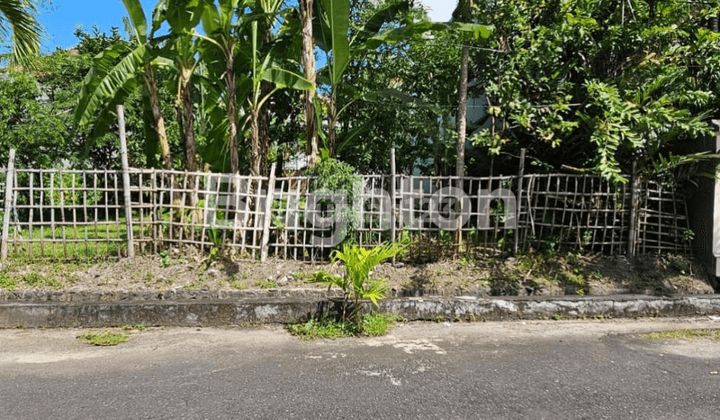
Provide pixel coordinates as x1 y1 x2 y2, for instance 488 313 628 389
309 242 404 323
306 157 361 243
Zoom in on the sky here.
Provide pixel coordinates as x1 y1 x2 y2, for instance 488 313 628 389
34 0 457 53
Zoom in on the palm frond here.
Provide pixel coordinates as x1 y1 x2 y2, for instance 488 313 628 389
0 0 42 66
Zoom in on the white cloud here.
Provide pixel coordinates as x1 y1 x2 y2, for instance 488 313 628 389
418 0 457 22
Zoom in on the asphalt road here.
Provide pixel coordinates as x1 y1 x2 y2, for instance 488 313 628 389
1 318 720 419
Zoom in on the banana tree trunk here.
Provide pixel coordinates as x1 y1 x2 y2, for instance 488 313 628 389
301 0 318 168
143 67 172 170
250 108 261 177
259 81 272 176
225 52 239 175
181 78 197 173
328 96 337 158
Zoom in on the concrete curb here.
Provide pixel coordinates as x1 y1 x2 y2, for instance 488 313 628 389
2 294 720 328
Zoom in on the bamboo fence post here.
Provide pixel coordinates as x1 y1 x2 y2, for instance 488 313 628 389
151 170 158 253
628 162 638 257
261 163 277 262
390 147 397 263
1 149 16 261
117 105 135 258
513 148 526 255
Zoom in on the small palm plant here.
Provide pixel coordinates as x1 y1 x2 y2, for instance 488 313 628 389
310 243 404 323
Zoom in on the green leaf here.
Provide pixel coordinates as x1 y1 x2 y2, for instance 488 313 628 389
359 0 412 38
75 44 150 129
319 0 350 86
261 67 313 90
121 0 148 43
0 0 42 66
365 21 492 50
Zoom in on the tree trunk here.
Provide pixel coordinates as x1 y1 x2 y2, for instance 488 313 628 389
225 50 239 175
456 44 469 178
301 0 318 168
253 19 274 176
456 0 473 178
143 67 172 170
181 77 197 173
259 81 272 176
250 109 261 177
328 96 337 158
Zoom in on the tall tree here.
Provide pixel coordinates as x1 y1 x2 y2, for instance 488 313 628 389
75 0 173 170
241 19 312 176
0 0 41 65
314 0 350 157
455 0 472 177
153 0 205 173
198 0 242 174
467 0 719 182
300 0 318 168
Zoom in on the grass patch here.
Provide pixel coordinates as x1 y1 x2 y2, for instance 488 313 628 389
121 324 149 331
640 329 720 340
288 313 397 340
77 330 128 346
21 273 62 289
562 270 586 286
254 279 277 289
0 274 17 291
230 280 247 290
288 318 359 340
182 277 208 290
360 313 397 336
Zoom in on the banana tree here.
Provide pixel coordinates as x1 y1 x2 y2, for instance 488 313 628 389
313 0 350 157
75 0 173 169
153 0 205 173
300 0 318 168
242 20 313 176
196 0 242 174
313 0 420 157
252 0 288 175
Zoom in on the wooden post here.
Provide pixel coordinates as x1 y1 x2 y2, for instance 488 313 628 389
390 146 397 264
628 161 638 257
261 163 277 262
1 149 16 261
117 105 135 259
390 147 397 243
513 148 526 256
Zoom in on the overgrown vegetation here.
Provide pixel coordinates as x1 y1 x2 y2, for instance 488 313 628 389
484 250 598 294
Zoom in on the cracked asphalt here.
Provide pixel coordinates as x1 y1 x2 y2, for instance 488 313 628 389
1 318 720 419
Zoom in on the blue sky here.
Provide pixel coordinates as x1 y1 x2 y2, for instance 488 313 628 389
38 0 158 53
35 0 456 53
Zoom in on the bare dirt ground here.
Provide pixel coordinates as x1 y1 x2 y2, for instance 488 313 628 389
0 246 715 299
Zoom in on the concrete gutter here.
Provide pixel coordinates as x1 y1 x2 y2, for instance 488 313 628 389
2 294 720 328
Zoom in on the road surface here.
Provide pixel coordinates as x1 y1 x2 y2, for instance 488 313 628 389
1 318 719 419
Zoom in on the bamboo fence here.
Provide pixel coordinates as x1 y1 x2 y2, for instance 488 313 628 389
0 154 693 261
